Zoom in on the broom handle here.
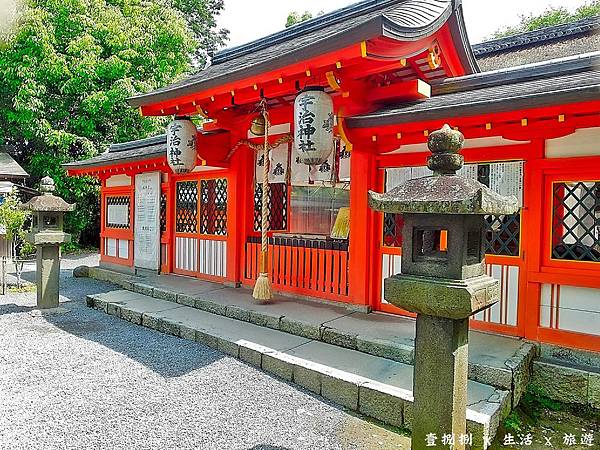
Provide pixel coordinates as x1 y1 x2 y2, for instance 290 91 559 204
260 110 270 273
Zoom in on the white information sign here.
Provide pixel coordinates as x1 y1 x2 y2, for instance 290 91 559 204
107 204 129 227
134 172 161 271
490 161 524 207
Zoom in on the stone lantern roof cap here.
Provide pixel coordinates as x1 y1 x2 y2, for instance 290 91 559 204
368 125 519 216
21 176 75 212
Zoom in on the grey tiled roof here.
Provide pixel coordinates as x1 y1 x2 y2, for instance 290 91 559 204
129 0 477 107
63 135 166 170
0 153 29 179
473 15 600 57
347 52 600 128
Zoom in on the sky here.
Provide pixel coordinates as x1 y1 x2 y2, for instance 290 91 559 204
217 0 592 48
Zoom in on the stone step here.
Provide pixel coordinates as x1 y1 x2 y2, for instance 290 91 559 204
79 265 535 407
86 289 511 449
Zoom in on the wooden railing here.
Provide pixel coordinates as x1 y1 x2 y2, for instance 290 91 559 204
244 236 349 302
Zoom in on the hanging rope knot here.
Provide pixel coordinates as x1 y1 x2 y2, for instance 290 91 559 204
253 98 273 302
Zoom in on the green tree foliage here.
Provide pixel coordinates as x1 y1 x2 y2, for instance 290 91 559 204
170 0 228 63
0 0 225 245
492 1 600 38
286 10 314 28
0 190 31 251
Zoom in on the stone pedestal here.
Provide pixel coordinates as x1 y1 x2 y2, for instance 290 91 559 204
369 124 519 450
21 176 74 310
412 315 468 450
36 245 60 309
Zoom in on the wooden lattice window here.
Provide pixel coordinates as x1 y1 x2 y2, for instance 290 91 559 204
383 213 404 247
477 164 521 257
176 181 198 233
382 163 522 255
105 196 130 229
552 181 600 262
254 183 287 231
200 178 227 235
484 214 520 256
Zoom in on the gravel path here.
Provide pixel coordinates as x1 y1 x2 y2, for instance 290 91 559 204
0 253 409 450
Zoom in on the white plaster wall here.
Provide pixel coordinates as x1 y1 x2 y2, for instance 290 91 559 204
105 174 131 187
546 127 600 158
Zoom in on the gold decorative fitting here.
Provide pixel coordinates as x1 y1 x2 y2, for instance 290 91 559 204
521 118 528 127
427 44 442 70
558 114 565 123
486 123 492 130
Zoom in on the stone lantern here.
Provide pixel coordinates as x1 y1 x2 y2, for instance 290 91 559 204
369 125 518 450
21 176 74 310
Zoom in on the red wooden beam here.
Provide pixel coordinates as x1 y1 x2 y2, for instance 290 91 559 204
139 43 365 115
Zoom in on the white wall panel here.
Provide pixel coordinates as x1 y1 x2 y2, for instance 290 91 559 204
380 253 401 305
105 238 117 257
176 237 198 272
541 284 600 335
474 264 519 326
198 239 227 278
118 239 129 259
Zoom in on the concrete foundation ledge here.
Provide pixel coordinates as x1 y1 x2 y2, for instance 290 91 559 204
531 359 600 409
86 293 509 449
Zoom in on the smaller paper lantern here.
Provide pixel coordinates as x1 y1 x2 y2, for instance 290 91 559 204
294 87 334 165
167 117 197 174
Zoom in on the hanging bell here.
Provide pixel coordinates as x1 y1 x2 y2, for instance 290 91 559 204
250 114 266 136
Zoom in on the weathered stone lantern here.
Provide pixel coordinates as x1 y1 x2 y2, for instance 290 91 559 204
369 125 518 450
21 176 74 310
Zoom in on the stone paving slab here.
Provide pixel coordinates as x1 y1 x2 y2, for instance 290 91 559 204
86 290 510 449
81 266 534 405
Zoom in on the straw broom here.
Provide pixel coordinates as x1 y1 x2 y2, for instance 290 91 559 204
253 106 272 302
331 206 350 239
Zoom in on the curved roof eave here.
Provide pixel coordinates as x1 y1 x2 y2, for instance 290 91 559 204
128 0 474 109
127 17 383 108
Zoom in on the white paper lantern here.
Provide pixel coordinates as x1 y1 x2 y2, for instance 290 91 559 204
166 117 197 174
294 87 334 165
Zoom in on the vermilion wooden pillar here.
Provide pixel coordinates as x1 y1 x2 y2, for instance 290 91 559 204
348 147 377 308
522 139 545 342
228 145 254 287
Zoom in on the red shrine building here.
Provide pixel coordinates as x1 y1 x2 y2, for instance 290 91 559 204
66 0 600 353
